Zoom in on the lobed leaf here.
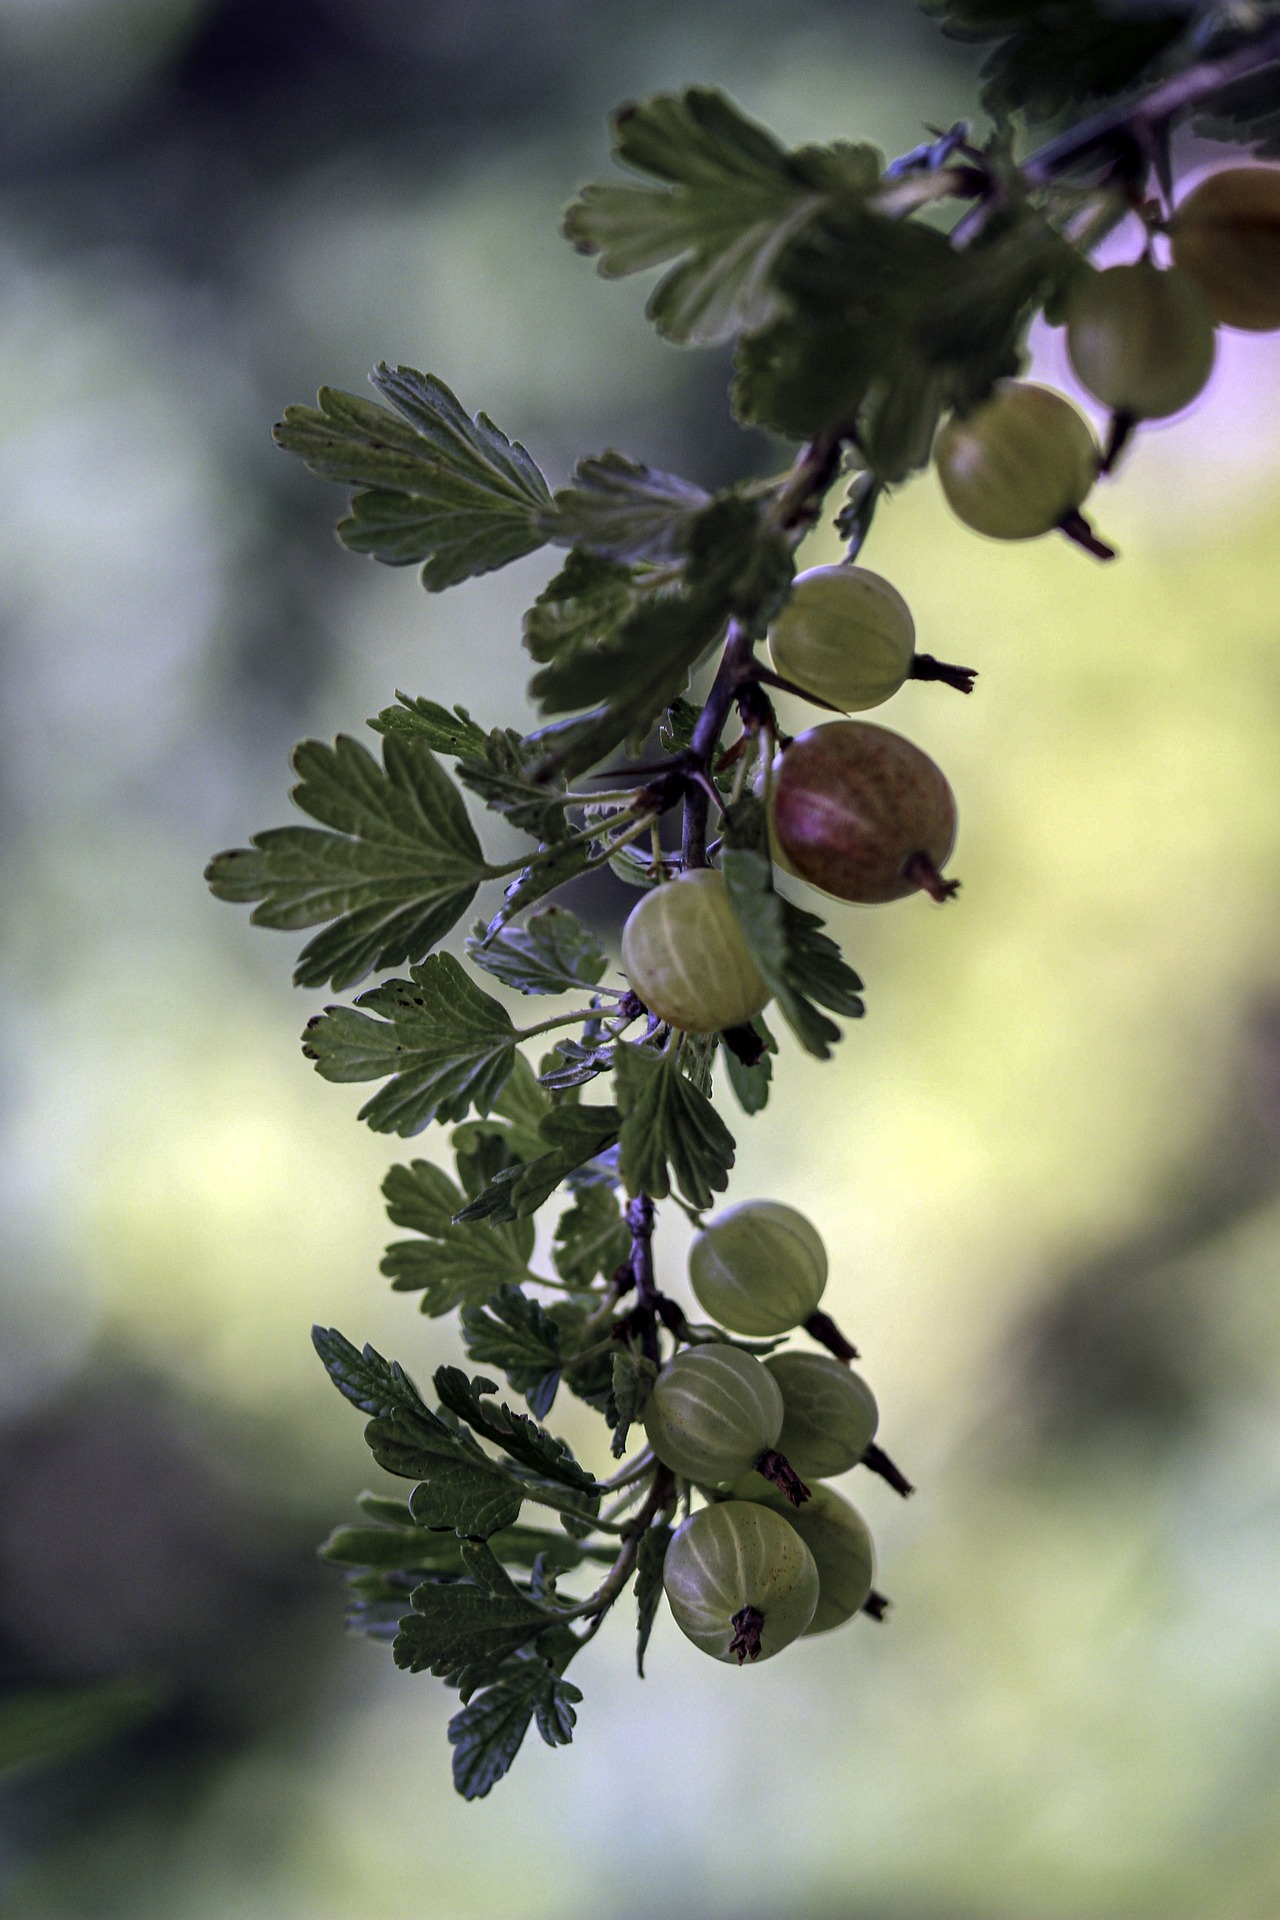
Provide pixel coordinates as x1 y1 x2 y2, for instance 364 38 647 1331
460 1287 566 1419
206 734 491 991
564 88 879 346
381 1160 536 1316
448 1652 583 1799
920 0 1189 122
302 954 518 1136
467 906 608 998
433 1367 601 1495
394 1542 565 1694
614 1043 736 1210
545 452 711 562
454 1104 622 1225
608 1350 657 1458
552 1184 631 1289
274 364 553 589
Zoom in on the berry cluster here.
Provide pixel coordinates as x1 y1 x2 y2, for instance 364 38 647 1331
650 1202 902 1662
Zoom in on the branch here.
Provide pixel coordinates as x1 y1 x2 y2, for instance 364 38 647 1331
1022 22 1280 186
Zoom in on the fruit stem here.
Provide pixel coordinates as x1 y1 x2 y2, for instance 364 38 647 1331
803 1309 860 1363
729 1603 765 1664
1057 509 1117 562
755 1448 811 1507
1100 411 1136 476
902 852 960 903
862 1590 891 1622
909 653 977 694
681 619 757 868
862 1442 915 1499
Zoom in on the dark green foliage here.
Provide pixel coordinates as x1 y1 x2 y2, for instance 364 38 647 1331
552 1184 631 1288
921 1 1190 121
722 1014 777 1115
720 800 865 1059
614 1042 736 1209
302 956 518 1135
433 1367 602 1495
321 1522 613 1574
393 1542 568 1692
206 734 492 990
461 1288 567 1418
381 1161 536 1316
467 907 608 997
454 1104 622 1224
634 1525 673 1677
274 364 554 589
546 452 711 560
608 1350 657 1457
448 1656 584 1799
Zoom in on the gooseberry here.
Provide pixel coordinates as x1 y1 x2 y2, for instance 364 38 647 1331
934 379 1099 540
1065 261 1216 419
620 869 771 1033
771 720 958 905
767 565 915 712
764 1350 878 1479
1171 166 1280 331
662 1499 819 1661
688 1199 828 1336
730 1479 875 1633
643 1344 785 1486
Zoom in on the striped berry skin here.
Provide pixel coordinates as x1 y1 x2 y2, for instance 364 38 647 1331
771 720 956 905
620 869 771 1033
731 1478 876 1633
643 1345 783 1485
767 565 915 713
689 1200 828 1336
934 380 1098 540
1171 167 1280 331
662 1500 819 1661
765 1351 879 1479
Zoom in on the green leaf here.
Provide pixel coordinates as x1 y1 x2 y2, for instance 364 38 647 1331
553 1184 631 1289
381 1161 536 1316
920 0 1188 122
206 734 490 991
302 954 518 1136
274 364 553 589
369 696 490 758
546 452 710 562
321 1521 612 1574
313 1330 527 1536
609 1350 657 1458
614 1042 736 1210
722 1013 776 1115
456 735 573 843
527 585 726 780
454 1104 622 1224
635 1524 672 1678
523 550 645 672
394 1542 564 1693
434 1366 601 1495
461 1287 566 1419
448 1653 583 1799
467 906 608 998
564 88 880 347
312 1326 431 1420
733 197 1070 465
0 1682 161 1778
486 835 604 932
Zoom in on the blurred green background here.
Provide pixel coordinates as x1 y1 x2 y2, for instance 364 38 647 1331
3 1 1280 1914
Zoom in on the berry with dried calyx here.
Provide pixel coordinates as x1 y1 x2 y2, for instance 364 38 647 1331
934 379 1101 544
1065 261 1216 420
689 1199 828 1336
1171 166 1280 331
662 1499 819 1661
620 869 770 1034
